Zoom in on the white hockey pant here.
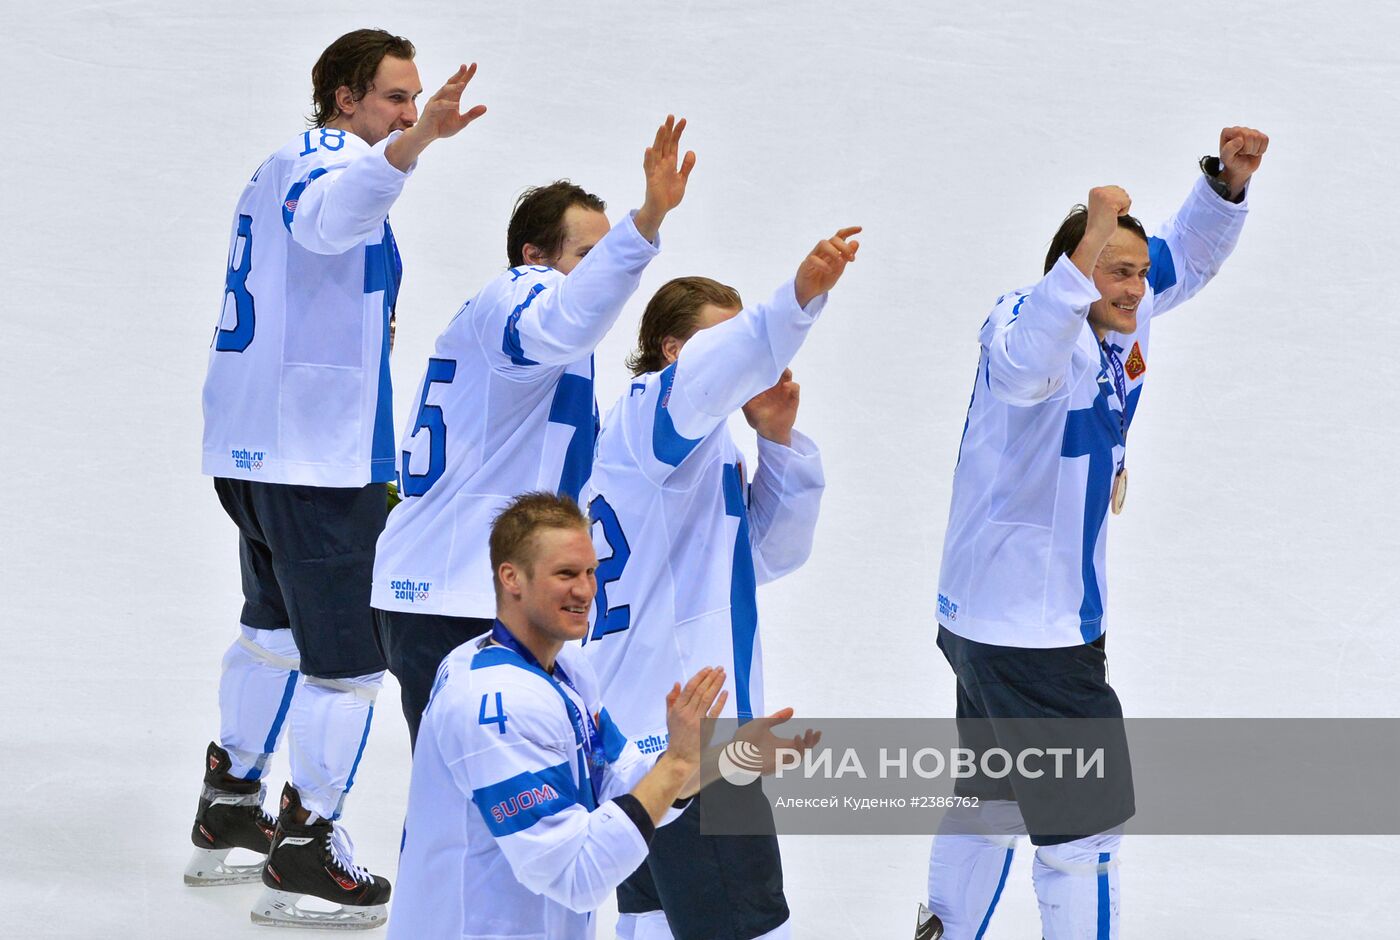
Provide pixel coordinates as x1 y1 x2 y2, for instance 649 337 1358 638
926 800 1025 940
615 912 790 940
218 624 383 821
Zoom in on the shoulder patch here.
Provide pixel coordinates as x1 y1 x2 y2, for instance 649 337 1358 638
1124 341 1146 381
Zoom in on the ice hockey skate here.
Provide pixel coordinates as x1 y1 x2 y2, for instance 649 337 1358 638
914 903 945 940
185 741 276 886
251 783 390 930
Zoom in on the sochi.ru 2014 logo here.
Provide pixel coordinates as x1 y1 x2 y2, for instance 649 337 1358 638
390 579 431 603
231 448 264 471
717 740 765 787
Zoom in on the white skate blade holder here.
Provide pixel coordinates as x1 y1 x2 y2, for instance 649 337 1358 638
184 846 266 887
252 887 388 930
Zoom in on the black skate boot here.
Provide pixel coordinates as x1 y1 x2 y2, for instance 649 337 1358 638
185 741 277 886
915 903 945 940
251 783 391 930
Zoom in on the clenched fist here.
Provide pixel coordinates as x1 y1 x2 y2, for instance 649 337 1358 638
1219 126 1270 199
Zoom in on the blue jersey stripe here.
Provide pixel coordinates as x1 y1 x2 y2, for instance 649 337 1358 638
503 284 546 366
365 224 399 483
652 364 704 467
548 371 597 501
280 168 328 232
723 463 759 723
597 708 629 763
1147 237 1177 295
473 761 580 837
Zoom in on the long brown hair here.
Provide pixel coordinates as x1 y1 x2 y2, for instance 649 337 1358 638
627 277 742 376
309 29 416 128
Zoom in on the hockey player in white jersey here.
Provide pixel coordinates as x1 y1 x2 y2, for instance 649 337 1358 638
192 28 486 929
371 116 696 747
390 492 815 940
581 228 861 940
927 127 1269 940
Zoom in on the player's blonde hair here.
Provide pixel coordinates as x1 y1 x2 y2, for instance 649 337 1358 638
489 492 590 593
627 277 743 376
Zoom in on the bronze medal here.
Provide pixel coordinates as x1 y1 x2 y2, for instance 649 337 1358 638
1111 466 1128 515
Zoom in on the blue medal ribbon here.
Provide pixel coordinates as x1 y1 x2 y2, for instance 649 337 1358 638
488 620 607 804
1099 340 1130 474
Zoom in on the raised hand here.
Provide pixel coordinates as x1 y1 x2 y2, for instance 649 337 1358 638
414 63 488 140
742 369 800 446
634 115 697 243
734 706 821 776
1219 126 1270 199
1071 186 1131 277
386 63 487 171
794 226 861 308
663 666 728 768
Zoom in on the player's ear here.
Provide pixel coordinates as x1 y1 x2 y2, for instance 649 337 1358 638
334 85 357 119
662 335 683 365
498 561 523 597
521 243 550 268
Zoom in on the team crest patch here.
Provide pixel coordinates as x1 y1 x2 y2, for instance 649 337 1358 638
1124 341 1146 380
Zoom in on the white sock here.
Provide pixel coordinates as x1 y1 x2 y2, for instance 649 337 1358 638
287 672 383 820
218 624 302 780
927 800 1026 939
616 911 670 940
614 912 788 940
1032 830 1121 940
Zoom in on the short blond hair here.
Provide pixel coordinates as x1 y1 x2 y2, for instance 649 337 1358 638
489 492 589 592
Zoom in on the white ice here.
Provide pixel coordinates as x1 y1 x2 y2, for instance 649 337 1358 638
3 1 1398 937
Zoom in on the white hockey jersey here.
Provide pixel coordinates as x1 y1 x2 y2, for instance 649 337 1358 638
581 280 826 747
202 127 411 487
389 625 668 940
370 214 660 617
937 175 1249 648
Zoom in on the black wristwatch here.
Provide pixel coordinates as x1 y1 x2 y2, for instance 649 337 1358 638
1199 155 1243 203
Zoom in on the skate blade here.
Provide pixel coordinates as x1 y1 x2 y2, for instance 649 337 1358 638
251 888 387 930
184 847 265 886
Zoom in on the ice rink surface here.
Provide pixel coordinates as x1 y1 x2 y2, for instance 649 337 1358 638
3 0 1398 936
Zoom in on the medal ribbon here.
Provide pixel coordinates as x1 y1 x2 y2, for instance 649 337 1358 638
489 620 606 805
1099 340 1129 474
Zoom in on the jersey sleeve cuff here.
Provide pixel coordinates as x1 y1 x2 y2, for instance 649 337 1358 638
1035 254 1101 338
782 278 828 320
757 428 819 461
1187 171 1250 217
372 130 415 178
610 794 656 845
623 210 664 256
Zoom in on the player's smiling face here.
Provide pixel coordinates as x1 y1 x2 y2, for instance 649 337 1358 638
336 55 423 146
517 526 598 645
1087 229 1150 337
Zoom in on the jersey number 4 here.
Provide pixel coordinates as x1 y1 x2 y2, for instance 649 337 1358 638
585 495 630 643
479 692 508 734
214 214 255 352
